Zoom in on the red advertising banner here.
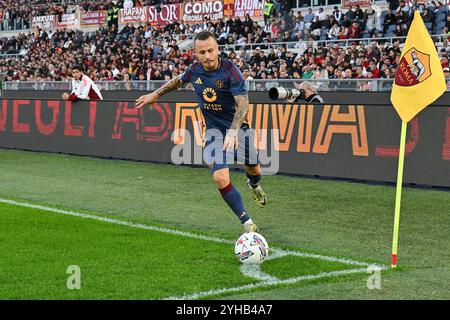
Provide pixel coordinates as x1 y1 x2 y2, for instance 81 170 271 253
81 11 107 26
147 4 181 26
57 12 80 29
119 6 147 24
233 0 264 21
342 0 372 9
32 15 57 29
182 0 224 24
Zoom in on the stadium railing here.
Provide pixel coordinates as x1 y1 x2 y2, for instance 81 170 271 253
1 79 401 92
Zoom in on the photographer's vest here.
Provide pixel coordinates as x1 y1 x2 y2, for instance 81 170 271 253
263 2 274 17
108 7 119 22
112 7 119 20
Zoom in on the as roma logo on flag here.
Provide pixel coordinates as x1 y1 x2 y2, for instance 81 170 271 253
395 47 431 86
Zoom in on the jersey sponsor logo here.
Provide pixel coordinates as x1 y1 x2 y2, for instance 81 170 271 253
195 77 203 85
395 48 431 86
215 80 224 89
202 87 217 103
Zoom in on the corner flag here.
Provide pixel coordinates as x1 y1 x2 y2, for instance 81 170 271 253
391 11 446 122
389 11 446 268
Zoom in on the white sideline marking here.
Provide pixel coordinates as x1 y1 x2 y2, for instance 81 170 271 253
240 264 279 282
0 197 389 299
164 267 370 300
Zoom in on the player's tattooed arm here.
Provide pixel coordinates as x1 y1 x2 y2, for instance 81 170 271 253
154 75 184 98
230 94 250 131
223 94 250 151
135 75 184 109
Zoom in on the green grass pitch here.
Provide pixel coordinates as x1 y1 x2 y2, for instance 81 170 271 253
0 149 449 299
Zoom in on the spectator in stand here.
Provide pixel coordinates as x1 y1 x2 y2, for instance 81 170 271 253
354 5 364 26
304 7 315 29
316 7 326 21
387 0 400 11
395 25 405 37
345 5 356 23
383 9 396 33
328 23 340 40
396 10 410 33
396 1 410 14
421 8 433 24
364 6 376 32
349 21 361 39
333 6 342 24
310 16 322 40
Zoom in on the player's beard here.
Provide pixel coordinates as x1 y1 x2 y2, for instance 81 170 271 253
203 58 219 71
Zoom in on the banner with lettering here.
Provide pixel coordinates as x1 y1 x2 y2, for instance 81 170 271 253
147 4 181 26
182 0 224 24
233 0 264 21
81 11 107 26
342 0 372 9
32 15 57 29
57 13 80 29
119 6 148 24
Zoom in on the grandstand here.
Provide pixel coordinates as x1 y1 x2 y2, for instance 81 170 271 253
0 0 449 90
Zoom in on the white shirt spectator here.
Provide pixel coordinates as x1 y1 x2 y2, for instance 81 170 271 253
316 9 326 21
334 9 342 22
70 74 103 101
144 29 153 39
218 31 228 42
112 66 120 79
294 20 305 32
328 24 340 39
194 24 204 34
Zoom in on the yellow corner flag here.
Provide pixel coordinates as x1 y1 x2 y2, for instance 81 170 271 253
390 10 446 268
391 10 446 122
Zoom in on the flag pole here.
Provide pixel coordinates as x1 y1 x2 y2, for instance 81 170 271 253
391 121 408 268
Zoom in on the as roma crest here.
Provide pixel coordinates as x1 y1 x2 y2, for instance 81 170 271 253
215 80 224 89
395 48 431 86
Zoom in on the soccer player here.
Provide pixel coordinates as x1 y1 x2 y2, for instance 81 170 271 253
135 31 267 233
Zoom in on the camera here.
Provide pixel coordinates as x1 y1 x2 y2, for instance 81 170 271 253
269 87 305 101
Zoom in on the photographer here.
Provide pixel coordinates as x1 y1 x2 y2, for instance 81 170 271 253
292 82 323 103
269 81 323 103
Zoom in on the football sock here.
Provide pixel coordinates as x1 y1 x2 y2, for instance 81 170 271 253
246 172 261 188
219 183 251 224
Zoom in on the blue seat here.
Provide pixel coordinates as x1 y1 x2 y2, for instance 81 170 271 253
362 33 371 38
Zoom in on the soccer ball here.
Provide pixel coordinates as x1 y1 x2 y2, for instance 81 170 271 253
235 232 269 264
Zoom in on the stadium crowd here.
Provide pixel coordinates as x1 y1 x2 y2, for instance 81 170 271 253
1 1 450 90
